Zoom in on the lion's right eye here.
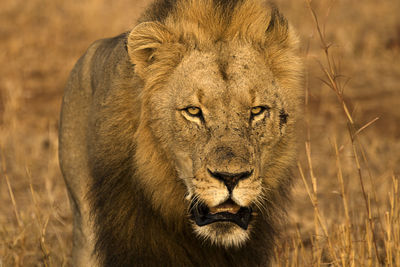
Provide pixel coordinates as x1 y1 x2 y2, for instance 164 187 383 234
251 106 264 116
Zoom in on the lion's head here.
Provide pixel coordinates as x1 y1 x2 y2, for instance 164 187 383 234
125 0 302 248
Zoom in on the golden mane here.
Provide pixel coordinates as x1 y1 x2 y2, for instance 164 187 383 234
167 0 284 46
129 0 301 95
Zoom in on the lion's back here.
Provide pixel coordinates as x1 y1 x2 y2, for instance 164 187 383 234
58 33 136 267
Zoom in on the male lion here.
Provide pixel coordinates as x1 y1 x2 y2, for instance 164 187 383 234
59 0 302 266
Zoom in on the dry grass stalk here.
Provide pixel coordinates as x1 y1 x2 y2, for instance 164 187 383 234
332 138 353 265
1 150 22 229
26 167 51 267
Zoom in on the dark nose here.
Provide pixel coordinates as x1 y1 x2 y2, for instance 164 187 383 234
207 169 254 193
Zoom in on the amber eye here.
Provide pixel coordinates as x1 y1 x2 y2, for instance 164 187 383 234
251 106 267 116
185 107 202 117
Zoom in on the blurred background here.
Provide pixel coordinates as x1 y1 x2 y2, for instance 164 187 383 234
0 0 399 265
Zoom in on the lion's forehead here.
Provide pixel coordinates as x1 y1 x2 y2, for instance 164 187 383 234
171 46 276 110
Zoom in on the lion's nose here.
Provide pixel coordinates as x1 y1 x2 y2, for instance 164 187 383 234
207 169 254 193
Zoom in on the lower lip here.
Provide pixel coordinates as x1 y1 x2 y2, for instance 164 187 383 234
191 205 252 230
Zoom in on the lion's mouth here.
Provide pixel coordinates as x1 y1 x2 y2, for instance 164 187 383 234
190 199 252 230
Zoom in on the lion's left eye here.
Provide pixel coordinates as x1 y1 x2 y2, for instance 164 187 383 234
250 106 269 118
184 106 202 117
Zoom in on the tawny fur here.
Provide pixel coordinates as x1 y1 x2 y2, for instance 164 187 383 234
59 0 303 266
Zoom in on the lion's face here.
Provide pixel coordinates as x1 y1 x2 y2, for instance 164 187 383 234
145 44 292 247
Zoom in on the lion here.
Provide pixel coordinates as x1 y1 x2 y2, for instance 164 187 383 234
59 0 302 266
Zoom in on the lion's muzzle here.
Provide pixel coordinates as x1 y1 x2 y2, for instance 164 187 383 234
188 159 256 229
189 143 257 230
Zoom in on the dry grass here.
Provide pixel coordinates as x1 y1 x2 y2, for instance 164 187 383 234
0 0 399 266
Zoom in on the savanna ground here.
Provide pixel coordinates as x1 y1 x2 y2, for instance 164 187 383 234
0 0 399 266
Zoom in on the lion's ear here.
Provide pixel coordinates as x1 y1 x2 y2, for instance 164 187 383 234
127 22 175 78
265 7 293 47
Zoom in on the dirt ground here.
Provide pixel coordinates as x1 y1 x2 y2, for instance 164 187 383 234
0 0 399 266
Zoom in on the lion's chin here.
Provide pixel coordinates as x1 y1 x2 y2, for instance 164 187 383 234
193 222 251 248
